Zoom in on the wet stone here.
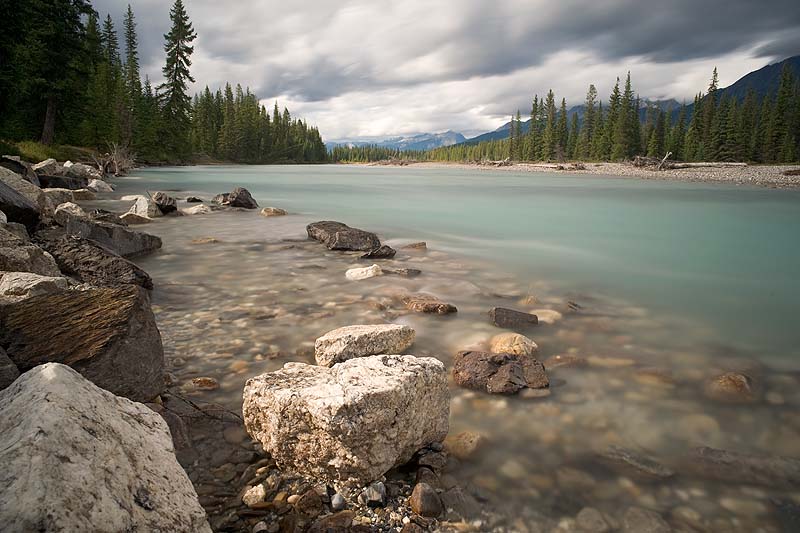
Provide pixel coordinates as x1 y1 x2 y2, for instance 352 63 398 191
704 372 756 403
600 445 675 480
621 507 671 533
488 306 538 329
576 507 610 532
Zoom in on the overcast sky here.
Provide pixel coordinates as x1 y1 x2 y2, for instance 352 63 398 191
92 0 800 140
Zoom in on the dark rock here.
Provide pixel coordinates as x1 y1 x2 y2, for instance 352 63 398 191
295 488 323 519
386 268 422 278
453 351 549 394
600 445 675 480
211 193 229 205
151 191 177 214
59 213 162 257
90 209 127 226
0 285 164 402
686 446 800 489
361 245 396 259
772 499 800 532
35 229 154 290
307 510 354 533
416 450 447 471
402 294 457 314
409 482 442 518
0 155 39 185
401 523 425 533
440 486 480 521
38 174 88 190
186 196 203 203
0 179 40 232
489 307 538 329
307 221 382 252
415 467 441 489
330 493 346 511
227 187 258 209
0 346 20 391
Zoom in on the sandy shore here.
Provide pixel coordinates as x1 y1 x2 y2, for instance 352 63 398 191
360 161 800 189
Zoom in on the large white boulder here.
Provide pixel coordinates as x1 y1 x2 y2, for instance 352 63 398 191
315 324 416 367
0 363 211 532
53 201 87 225
0 271 70 302
32 158 58 175
243 355 449 487
126 195 161 219
88 178 114 193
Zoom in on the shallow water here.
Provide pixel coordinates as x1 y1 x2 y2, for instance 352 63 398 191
98 165 800 531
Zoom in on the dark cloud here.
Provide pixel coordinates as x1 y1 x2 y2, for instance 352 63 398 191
88 0 799 138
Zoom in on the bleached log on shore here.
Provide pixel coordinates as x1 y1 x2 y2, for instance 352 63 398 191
671 162 748 169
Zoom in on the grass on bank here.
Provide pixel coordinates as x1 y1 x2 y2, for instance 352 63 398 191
0 140 96 163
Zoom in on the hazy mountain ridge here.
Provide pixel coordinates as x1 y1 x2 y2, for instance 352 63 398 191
326 131 466 151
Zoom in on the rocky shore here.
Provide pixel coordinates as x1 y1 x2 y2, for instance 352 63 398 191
1 155 799 532
361 161 800 189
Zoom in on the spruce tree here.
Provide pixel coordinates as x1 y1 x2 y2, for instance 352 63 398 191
557 98 568 160
541 90 557 160
567 112 579 159
123 5 141 102
159 0 197 157
579 85 597 159
101 14 120 67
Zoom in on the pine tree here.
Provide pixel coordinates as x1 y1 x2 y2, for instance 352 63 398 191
611 73 635 160
701 67 719 157
158 0 197 157
567 112 579 159
557 98 568 160
578 84 597 159
123 5 141 103
527 96 539 160
646 109 665 157
541 90 557 160
101 14 120 67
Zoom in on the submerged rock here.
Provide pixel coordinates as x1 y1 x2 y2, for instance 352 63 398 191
621 507 672 533
490 332 539 356
35 229 153 289
185 196 203 203
0 363 211 532
686 446 800 489
444 431 486 461
243 355 449 486
489 306 539 329
260 206 287 217
704 372 756 403
385 267 422 278
402 293 457 314
600 445 675 480
0 285 164 402
183 204 213 215
314 324 415 367
307 221 381 251
452 350 549 394
345 263 382 281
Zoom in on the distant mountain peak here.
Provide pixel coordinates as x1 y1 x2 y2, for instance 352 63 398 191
326 130 466 151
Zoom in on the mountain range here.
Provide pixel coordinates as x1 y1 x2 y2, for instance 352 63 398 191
326 130 466 151
328 55 799 151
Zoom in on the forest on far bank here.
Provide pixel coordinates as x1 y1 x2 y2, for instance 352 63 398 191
0 0 327 165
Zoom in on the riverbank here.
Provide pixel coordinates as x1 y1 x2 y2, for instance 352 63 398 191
3 159 800 532
357 160 800 189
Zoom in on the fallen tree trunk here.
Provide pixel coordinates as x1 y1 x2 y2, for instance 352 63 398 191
671 162 748 169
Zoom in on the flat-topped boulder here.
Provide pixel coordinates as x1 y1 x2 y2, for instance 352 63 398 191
59 212 162 257
243 354 449 486
0 155 38 185
64 162 101 180
315 324 416 367
453 350 549 394
307 221 382 251
0 286 164 402
0 271 70 302
32 158 58 175
489 307 539 329
35 229 154 289
38 174 89 190
0 363 211 532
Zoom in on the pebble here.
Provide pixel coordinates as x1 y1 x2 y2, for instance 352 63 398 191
189 377 220 391
444 431 486 460
621 506 671 533
287 494 300 504
575 507 610 532
242 484 266 507
331 493 346 511
409 482 443 518
719 497 768 517
362 482 387 508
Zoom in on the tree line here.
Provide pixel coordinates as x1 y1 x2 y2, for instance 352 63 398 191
430 67 800 164
0 0 326 164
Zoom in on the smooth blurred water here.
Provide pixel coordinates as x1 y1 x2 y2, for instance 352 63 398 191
121 164 800 362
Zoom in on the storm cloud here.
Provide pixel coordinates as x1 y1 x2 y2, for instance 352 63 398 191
91 0 800 139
